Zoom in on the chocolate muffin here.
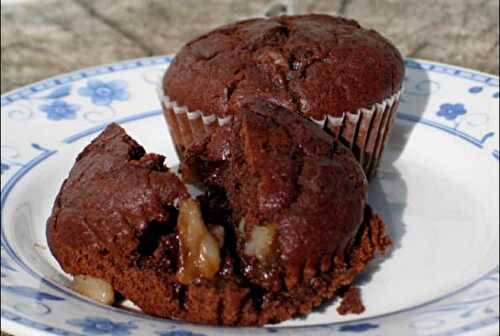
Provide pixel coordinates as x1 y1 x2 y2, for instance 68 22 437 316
47 124 232 323
182 98 391 293
48 120 390 326
161 14 405 178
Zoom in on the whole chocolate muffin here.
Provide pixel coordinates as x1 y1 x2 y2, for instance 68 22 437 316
162 14 405 178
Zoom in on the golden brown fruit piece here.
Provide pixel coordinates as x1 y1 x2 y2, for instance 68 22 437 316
176 198 221 284
71 275 115 305
244 223 278 263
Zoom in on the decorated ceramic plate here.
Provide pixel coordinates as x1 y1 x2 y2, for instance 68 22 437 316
1 56 499 336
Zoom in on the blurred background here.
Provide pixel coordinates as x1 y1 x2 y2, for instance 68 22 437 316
1 0 499 95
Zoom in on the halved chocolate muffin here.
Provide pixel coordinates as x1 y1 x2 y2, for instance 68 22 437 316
48 118 390 326
182 98 391 295
162 14 405 178
47 124 234 323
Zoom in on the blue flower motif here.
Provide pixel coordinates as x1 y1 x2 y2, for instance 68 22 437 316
1 285 64 301
493 92 499 99
1 162 9 174
468 86 483 94
39 100 79 121
339 323 379 332
156 331 206 336
78 80 129 106
436 103 467 121
67 317 137 336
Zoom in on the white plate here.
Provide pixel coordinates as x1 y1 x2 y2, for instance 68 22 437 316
1 56 499 336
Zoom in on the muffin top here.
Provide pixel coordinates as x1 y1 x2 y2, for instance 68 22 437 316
164 14 404 121
47 123 188 257
182 99 368 290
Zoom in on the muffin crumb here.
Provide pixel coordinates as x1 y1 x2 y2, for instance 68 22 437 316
337 287 365 315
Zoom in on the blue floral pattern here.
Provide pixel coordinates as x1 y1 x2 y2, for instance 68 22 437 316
67 317 137 335
1 162 9 174
339 323 379 332
1 286 64 301
265 328 279 333
39 100 79 121
468 86 483 94
157 331 207 336
436 103 467 121
411 268 499 334
467 85 499 99
78 80 129 106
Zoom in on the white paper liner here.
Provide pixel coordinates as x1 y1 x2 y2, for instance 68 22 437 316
158 81 401 178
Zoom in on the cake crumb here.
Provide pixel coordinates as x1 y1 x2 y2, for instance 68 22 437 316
337 287 365 315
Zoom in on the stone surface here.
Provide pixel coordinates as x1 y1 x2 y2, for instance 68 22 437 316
1 0 498 94
0 0 498 334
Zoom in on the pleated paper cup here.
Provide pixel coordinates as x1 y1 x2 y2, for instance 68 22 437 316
322 91 401 179
158 82 401 179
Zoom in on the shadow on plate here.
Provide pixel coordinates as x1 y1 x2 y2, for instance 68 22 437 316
355 64 433 286
290 65 432 318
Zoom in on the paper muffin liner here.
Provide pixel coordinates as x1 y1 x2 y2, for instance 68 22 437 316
158 83 401 178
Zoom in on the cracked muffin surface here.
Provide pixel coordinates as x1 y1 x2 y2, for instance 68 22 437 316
182 99 390 293
162 14 404 178
47 123 189 261
163 14 404 120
